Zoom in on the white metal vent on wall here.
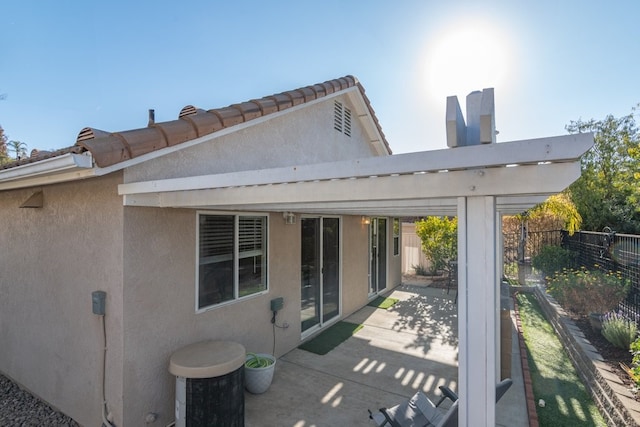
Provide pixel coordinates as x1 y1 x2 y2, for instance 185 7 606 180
334 101 351 137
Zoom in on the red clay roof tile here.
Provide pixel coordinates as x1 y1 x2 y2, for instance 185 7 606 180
77 134 132 166
211 106 245 128
231 101 263 121
152 119 198 147
268 94 294 111
251 98 279 115
181 111 224 137
283 90 306 106
297 87 317 102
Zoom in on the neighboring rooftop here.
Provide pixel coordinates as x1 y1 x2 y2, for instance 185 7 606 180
1 75 390 171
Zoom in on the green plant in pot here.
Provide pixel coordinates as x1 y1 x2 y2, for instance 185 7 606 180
244 353 276 394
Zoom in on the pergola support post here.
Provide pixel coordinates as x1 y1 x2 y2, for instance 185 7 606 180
458 195 498 426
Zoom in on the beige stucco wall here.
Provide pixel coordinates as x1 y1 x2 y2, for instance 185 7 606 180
123 94 379 184
119 208 374 426
114 96 395 424
0 94 398 426
0 173 125 427
341 215 374 315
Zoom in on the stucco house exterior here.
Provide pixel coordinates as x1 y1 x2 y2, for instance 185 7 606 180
0 76 403 426
1 73 594 426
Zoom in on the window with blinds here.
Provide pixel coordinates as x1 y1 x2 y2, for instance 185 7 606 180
197 213 268 310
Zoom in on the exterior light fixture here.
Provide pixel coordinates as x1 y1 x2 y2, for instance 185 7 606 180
361 216 371 225
283 212 296 225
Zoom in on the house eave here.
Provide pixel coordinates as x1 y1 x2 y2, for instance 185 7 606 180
0 153 96 191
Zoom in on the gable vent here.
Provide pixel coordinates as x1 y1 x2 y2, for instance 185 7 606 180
343 106 352 137
334 101 352 137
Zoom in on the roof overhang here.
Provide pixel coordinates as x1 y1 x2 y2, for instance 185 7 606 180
118 133 593 217
0 153 96 191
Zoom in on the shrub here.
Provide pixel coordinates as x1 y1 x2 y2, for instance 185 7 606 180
413 264 429 276
601 311 638 349
629 337 640 387
531 245 577 277
545 267 630 315
415 216 457 275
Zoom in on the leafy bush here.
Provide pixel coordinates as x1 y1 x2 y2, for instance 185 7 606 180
503 262 518 280
629 337 640 387
531 245 577 277
412 264 429 276
414 216 457 275
601 311 638 349
545 267 630 315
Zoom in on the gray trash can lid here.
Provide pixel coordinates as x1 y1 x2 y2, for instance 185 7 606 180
169 340 246 378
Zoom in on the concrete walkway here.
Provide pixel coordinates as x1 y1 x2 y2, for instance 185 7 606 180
245 283 528 427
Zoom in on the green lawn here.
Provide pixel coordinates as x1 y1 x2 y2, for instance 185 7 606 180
516 293 606 426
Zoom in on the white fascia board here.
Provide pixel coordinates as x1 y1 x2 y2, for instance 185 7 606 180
345 88 390 156
0 153 96 190
118 133 592 196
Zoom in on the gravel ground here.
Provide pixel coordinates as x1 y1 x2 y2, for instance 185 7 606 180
0 374 79 427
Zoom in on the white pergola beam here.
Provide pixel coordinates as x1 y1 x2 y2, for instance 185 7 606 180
122 162 580 210
118 133 592 196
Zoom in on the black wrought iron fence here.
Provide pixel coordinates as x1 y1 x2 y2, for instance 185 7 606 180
563 230 640 322
503 229 640 321
503 230 563 264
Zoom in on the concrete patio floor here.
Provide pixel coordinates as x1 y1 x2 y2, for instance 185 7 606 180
245 283 529 427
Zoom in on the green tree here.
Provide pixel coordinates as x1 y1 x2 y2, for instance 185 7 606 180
415 216 457 275
7 140 28 160
0 126 8 164
566 105 640 233
528 193 582 234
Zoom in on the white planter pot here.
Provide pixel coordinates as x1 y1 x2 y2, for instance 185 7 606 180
244 353 276 394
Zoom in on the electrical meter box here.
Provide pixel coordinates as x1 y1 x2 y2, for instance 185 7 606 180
92 291 106 315
270 297 284 312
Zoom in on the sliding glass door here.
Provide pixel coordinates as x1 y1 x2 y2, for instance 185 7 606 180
369 218 387 295
301 217 340 334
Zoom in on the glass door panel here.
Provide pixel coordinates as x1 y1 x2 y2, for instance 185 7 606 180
301 217 340 334
377 218 387 292
322 217 340 323
368 218 387 295
301 218 320 332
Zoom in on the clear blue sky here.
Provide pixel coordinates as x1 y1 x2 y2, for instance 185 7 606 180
1 1 639 154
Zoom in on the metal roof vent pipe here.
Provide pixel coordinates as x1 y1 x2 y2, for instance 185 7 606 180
148 109 155 127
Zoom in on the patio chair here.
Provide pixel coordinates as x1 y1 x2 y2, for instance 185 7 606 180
368 378 513 427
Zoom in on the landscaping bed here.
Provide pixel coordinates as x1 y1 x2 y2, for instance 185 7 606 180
525 286 640 426
572 316 638 402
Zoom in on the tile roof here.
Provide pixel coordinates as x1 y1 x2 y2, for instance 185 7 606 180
1 75 390 171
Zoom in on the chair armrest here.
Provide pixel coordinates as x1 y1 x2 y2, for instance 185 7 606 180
377 408 402 427
435 385 459 407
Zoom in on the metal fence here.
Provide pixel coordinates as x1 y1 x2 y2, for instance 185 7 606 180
503 229 564 264
563 230 640 322
503 229 640 321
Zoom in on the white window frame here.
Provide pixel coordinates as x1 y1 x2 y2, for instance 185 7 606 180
196 210 269 312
